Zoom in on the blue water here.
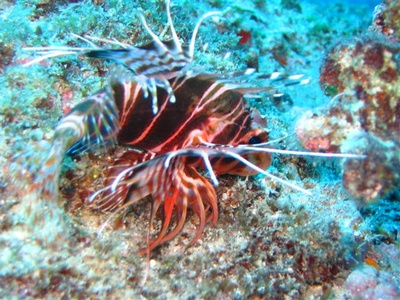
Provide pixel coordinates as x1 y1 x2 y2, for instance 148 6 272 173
305 0 380 8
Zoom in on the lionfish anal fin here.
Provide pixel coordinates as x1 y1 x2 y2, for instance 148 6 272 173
92 148 156 211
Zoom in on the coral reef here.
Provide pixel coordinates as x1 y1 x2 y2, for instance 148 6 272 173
297 32 400 204
295 1 400 298
345 264 399 299
370 0 400 42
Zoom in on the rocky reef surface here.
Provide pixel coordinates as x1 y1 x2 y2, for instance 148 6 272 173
0 0 398 298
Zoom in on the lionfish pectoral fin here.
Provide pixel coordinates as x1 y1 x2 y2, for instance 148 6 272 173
183 166 219 245
88 153 181 252
139 176 182 254
139 162 218 254
209 150 272 177
11 140 63 201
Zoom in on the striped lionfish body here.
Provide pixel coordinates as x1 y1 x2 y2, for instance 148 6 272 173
25 78 270 252
21 0 272 252
19 0 360 252
82 71 271 251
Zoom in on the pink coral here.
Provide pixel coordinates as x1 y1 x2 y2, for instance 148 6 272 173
345 264 400 300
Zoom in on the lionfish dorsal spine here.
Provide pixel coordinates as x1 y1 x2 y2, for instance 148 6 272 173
188 10 222 59
137 0 182 55
166 0 182 54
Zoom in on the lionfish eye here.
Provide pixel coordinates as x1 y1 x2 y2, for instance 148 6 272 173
248 136 262 144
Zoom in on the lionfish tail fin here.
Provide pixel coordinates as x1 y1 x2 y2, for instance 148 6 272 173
34 139 69 200
10 137 77 244
11 133 83 205
10 130 73 202
9 139 68 242
12 86 120 202
9 86 120 238
11 141 52 196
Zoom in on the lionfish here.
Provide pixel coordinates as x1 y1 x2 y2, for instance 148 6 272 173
20 0 362 253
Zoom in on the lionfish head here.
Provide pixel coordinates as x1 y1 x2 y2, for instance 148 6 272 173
206 128 271 177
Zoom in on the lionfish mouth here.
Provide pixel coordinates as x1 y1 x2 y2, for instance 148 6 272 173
16 0 365 254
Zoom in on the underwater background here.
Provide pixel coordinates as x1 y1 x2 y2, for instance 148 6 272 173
0 0 399 299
